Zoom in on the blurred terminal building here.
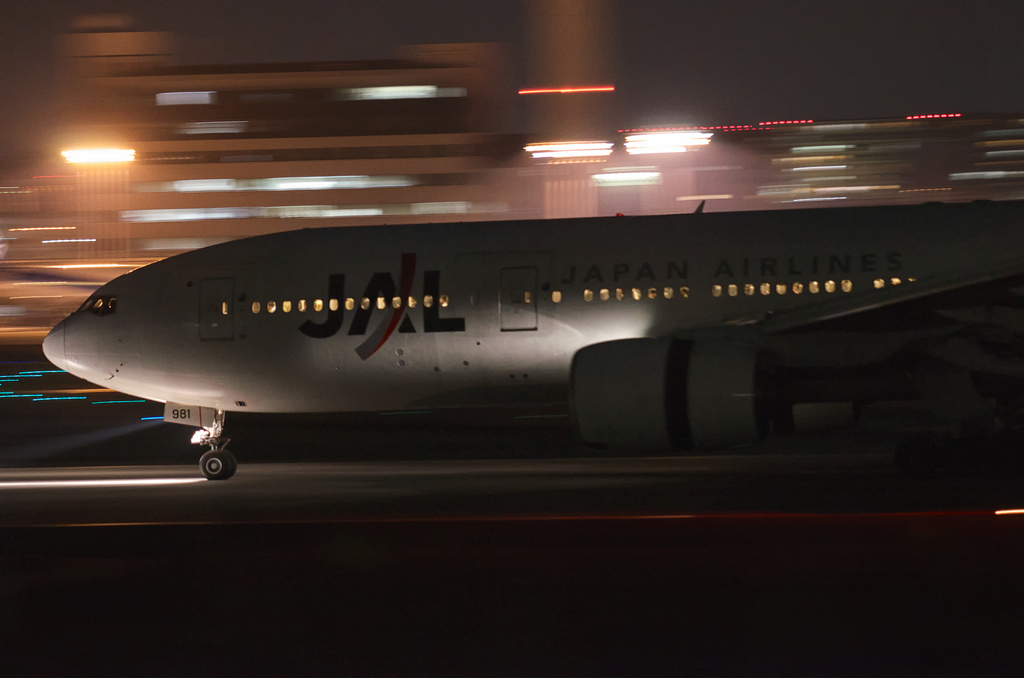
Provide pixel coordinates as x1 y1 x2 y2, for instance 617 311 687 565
2 10 1024 273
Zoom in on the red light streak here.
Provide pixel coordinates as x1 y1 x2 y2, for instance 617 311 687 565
518 85 616 95
906 113 962 120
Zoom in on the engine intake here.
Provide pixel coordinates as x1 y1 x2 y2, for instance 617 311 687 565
570 338 768 451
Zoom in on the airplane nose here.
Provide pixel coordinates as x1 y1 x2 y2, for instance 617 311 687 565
42 319 68 371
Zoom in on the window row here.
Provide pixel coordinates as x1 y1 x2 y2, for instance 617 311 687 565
249 295 450 315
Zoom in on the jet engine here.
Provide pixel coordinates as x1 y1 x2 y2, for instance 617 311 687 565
569 338 769 451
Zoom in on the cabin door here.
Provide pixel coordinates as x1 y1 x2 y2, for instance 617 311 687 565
500 267 537 331
199 278 235 341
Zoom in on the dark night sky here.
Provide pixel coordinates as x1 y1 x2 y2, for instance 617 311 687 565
1 0 1023 161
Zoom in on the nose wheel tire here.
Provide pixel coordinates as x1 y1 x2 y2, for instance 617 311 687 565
200 449 237 481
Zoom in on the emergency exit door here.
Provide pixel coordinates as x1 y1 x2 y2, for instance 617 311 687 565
500 267 537 331
199 278 234 340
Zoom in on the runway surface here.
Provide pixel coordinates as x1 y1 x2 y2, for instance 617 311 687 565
6 344 1024 674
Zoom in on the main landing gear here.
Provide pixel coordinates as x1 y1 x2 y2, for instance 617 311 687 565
191 409 237 481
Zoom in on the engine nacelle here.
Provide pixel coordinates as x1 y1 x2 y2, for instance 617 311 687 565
570 338 768 451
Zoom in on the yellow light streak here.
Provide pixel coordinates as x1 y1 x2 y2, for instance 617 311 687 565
61 149 136 163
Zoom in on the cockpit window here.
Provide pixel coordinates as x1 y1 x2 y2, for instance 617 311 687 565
79 296 117 316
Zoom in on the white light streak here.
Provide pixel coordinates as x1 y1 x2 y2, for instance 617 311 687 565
592 171 662 186
624 132 712 155
525 141 614 159
790 165 848 171
42 239 97 244
156 91 216 106
62 149 135 163
0 478 207 489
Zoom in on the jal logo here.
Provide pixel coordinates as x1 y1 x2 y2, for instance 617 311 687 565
300 253 465 360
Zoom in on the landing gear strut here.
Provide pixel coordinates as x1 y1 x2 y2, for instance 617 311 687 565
191 409 236 480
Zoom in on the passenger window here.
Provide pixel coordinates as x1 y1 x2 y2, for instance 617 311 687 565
552 291 562 303
632 288 641 301
282 300 292 313
616 288 625 301
599 288 610 301
825 280 836 293
392 297 402 309
583 290 593 302
252 301 261 314
376 297 386 310
792 282 803 294
679 286 690 298
728 284 738 297
425 295 435 307
664 287 674 299
408 296 418 308
298 300 307 312
440 295 449 308
329 298 339 311
313 299 323 312
712 285 722 298
221 302 229 315
744 284 754 296
809 281 820 294
890 278 902 286
267 301 277 313
776 284 787 295
760 282 771 295
647 288 658 300
841 280 852 292
344 298 354 311
874 278 885 289
361 297 371 310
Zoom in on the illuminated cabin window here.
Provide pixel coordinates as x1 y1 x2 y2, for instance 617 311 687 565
664 287 674 299
313 299 323 312
728 284 738 297
392 297 402 309
93 298 104 310
825 280 836 293
408 296 418 308
841 280 853 292
524 292 532 304
376 297 386 310
252 301 261 314
792 282 804 294
809 281 820 294
329 298 339 311
712 285 722 298
282 301 292 313
776 284 787 295
221 302 229 315
345 298 355 311
760 282 771 295
744 283 755 296
890 278 902 286
679 286 690 298
599 288 610 301
425 295 435 307
552 291 562 303
874 278 885 289
616 288 625 301
583 290 593 302
908 277 917 282
267 301 277 314
632 288 642 301
298 300 307 312
647 288 658 300
361 297 371 310
440 295 449 308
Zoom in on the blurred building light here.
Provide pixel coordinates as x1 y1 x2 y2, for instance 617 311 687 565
62 149 135 163
47 264 135 269
345 86 465 100
9 227 77 231
788 197 847 202
984 150 1024 158
790 165 848 171
179 121 247 135
525 142 613 159
592 171 662 187
42 239 97 244
950 171 1024 180
758 120 814 126
518 86 615 95
624 132 712 155
142 175 416 193
676 194 733 201
791 145 854 154
156 91 216 106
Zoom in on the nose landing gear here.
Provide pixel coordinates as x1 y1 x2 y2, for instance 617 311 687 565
190 409 236 480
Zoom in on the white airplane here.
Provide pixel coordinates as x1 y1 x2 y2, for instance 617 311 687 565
41 199 1024 479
